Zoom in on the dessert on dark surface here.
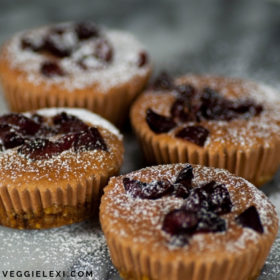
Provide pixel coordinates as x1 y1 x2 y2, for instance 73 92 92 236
100 163 278 280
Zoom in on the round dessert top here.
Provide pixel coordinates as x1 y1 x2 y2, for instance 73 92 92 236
0 108 124 190
131 73 280 149
100 163 278 259
0 21 151 92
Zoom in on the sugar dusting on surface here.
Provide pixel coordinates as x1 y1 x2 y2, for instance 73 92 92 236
136 79 280 148
0 108 123 185
102 164 278 254
0 220 119 280
34 107 122 139
5 24 150 92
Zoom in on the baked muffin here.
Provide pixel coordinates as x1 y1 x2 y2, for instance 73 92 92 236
0 21 151 126
100 163 278 280
0 107 123 229
130 73 280 186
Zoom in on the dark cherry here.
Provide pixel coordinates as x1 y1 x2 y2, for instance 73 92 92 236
183 187 210 212
75 21 100 40
18 138 61 160
235 206 264 234
2 132 25 149
208 183 232 214
174 184 192 199
0 124 12 139
151 72 174 91
182 181 232 214
199 87 263 121
43 34 72 58
21 37 43 52
95 39 113 63
175 125 209 146
162 209 199 235
0 113 41 136
146 108 176 134
175 164 194 186
138 51 148 67
123 178 174 200
73 127 107 152
163 207 226 237
199 88 235 121
140 180 174 199
229 100 263 116
123 177 144 197
40 61 64 77
56 133 77 151
195 209 226 233
173 165 193 198
53 112 89 134
170 99 191 122
175 84 196 98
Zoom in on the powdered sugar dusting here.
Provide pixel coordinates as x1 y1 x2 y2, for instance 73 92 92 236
0 220 119 280
134 78 280 148
101 164 278 254
4 23 150 92
34 107 122 139
0 108 123 185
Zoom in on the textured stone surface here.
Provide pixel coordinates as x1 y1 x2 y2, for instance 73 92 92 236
0 0 280 279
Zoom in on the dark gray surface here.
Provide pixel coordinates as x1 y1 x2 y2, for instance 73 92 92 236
0 0 280 279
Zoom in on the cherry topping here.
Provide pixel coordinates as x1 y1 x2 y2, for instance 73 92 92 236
173 164 194 198
198 87 263 121
138 51 148 67
18 138 61 160
40 61 64 77
53 112 89 133
183 187 210 212
147 74 264 146
146 108 176 134
170 99 191 122
0 111 107 160
235 206 264 234
21 37 43 52
195 208 226 233
123 165 231 243
95 39 113 63
73 127 107 152
162 208 226 236
151 72 174 91
0 113 41 135
175 84 196 98
43 32 72 58
175 125 209 146
207 182 232 214
123 178 174 199
183 181 232 214
1 131 25 149
163 209 198 235
75 21 100 40
175 164 194 185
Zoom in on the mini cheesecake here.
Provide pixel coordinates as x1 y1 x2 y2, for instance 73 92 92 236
0 108 123 229
130 73 280 186
0 21 151 126
100 163 278 280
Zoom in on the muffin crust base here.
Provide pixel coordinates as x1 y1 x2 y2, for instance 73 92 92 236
0 203 94 229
